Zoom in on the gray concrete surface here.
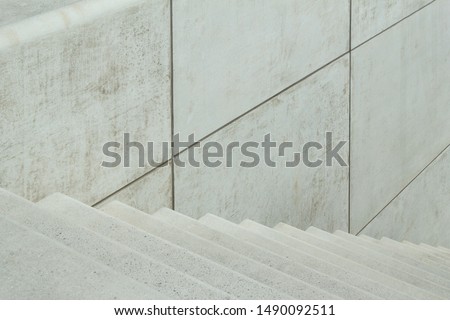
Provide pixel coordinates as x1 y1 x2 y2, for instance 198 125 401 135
38 196 277 299
37 193 231 299
360 235 450 279
199 214 379 300
334 230 450 288
102 201 295 299
296 225 449 298
274 223 440 299
0 216 166 299
152 207 339 299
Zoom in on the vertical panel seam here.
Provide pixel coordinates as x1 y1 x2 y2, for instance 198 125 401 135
348 0 352 234
170 0 175 210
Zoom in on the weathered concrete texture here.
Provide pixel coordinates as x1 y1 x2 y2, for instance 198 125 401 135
324 229 450 293
240 220 411 300
155 208 396 299
439 246 450 254
36 196 273 300
350 0 450 233
0 0 77 27
378 237 450 277
351 0 432 47
360 146 450 246
0 197 166 299
2 187 450 299
243 220 411 299
0 0 171 205
303 226 449 298
102 202 295 299
173 0 349 142
275 223 440 299
154 208 341 299
404 241 450 262
417 243 450 260
334 231 450 289
37 193 231 299
0 218 167 300
175 56 349 231
360 236 450 278
199 214 379 300
95 162 172 214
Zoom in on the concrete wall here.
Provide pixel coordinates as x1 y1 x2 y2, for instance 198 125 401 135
351 0 450 240
1 1 448 241
360 145 450 247
0 0 171 205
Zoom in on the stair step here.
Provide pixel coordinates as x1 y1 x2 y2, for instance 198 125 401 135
0 215 165 299
305 227 450 298
438 246 450 254
329 230 450 292
404 243 450 266
275 223 440 299
360 235 450 279
101 201 294 299
151 207 339 299
37 193 231 299
382 238 450 269
199 214 379 300
1 187 448 299
240 220 415 299
417 243 450 259
403 241 450 261
38 196 269 300
378 237 450 276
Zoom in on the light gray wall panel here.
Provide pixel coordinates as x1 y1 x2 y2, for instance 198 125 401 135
350 0 450 233
173 0 349 142
0 0 171 204
175 56 349 231
361 146 450 247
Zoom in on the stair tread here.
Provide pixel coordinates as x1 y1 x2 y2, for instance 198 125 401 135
328 230 450 291
378 237 450 276
37 196 273 300
101 201 294 299
380 237 449 264
37 193 232 299
304 227 450 298
438 246 450 254
152 207 339 299
0 213 165 299
238 220 416 299
274 223 441 299
417 243 450 259
2 186 448 300
200 214 381 300
360 234 450 279
403 241 450 261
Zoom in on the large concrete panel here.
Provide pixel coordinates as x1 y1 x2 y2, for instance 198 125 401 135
351 0 432 47
173 0 349 142
361 145 450 247
175 56 349 231
350 0 450 233
0 0 171 204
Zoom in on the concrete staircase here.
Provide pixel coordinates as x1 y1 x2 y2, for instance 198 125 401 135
1 188 450 300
